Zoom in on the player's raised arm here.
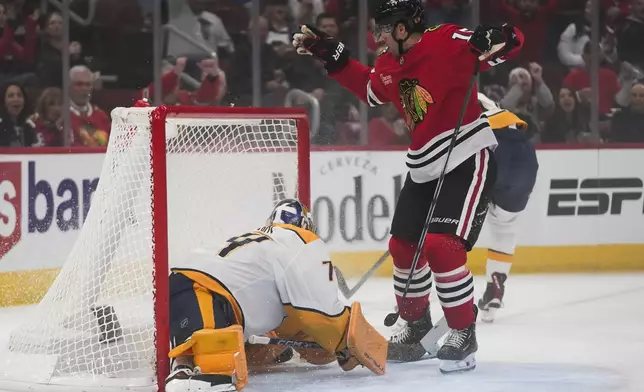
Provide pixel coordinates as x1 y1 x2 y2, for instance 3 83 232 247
292 25 389 107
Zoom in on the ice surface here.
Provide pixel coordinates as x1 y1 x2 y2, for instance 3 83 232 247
1 273 643 392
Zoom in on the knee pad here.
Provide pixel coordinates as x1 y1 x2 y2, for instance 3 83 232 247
389 236 418 269
168 326 248 390
423 233 466 273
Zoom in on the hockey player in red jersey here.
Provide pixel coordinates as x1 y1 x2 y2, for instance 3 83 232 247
293 0 523 373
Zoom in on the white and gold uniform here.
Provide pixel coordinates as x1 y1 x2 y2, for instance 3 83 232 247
166 199 386 392
171 224 347 342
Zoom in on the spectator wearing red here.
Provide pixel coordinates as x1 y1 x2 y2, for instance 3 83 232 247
68 65 111 147
0 82 36 147
368 103 410 146
610 82 644 142
32 87 64 146
485 0 559 64
138 57 226 106
562 42 627 114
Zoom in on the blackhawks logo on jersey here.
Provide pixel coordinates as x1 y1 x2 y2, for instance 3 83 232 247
399 78 434 131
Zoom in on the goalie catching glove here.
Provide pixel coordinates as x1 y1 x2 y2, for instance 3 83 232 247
292 25 350 74
468 23 520 61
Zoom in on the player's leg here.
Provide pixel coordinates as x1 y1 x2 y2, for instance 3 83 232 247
165 271 247 392
387 174 435 362
423 148 497 374
275 247 387 375
479 132 538 322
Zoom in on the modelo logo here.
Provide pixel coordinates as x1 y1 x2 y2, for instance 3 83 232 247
0 161 99 259
307 155 406 243
547 177 643 216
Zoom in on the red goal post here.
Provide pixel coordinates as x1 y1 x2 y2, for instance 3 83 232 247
149 105 310 390
0 105 310 392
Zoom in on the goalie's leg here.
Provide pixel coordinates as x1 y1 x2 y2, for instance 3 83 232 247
166 272 247 392
275 248 388 375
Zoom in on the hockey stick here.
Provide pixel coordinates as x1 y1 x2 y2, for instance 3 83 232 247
249 318 450 358
334 250 390 299
384 60 482 327
248 335 324 349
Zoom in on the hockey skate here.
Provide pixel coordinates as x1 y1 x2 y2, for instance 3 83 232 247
478 272 507 322
165 364 238 392
437 308 478 374
387 307 433 362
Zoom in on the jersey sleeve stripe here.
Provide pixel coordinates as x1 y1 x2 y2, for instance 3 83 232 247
367 80 384 107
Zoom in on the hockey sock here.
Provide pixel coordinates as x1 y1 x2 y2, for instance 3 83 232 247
389 236 432 322
424 233 474 330
486 250 513 282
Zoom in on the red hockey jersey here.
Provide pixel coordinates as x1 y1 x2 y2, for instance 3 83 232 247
331 24 524 183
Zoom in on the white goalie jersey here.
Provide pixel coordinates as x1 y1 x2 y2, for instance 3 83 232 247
171 224 346 338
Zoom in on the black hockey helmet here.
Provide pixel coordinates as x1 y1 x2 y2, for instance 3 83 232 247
371 0 426 54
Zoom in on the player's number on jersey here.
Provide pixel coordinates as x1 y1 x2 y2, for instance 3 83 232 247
218 232 271 258
322 261 334 282
451 28 472 42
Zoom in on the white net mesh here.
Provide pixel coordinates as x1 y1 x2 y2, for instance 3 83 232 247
0 107 302 391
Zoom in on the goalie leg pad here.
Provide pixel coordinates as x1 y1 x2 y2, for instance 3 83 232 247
345 302 387 375
169 327 248 391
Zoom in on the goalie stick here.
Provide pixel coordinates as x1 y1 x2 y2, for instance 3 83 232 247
248 335 324 349
334 250 390 299
249 316 449 358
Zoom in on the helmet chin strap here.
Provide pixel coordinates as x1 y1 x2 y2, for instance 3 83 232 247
393 23 413 55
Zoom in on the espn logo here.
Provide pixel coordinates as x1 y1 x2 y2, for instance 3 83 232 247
0 162 22 259
547 177 643 216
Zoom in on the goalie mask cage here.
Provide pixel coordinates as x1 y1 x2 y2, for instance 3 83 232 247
0 105 310 392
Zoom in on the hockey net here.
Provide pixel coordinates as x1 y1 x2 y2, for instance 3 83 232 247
0 106 310 392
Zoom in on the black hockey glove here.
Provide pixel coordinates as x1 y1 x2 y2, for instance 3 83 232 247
292 25 350 74
468 23 519 60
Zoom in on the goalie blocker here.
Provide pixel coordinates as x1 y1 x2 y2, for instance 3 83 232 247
165 199 387 392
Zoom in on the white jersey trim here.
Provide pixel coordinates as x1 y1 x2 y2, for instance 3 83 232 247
405 115 497 183
367 80 385 107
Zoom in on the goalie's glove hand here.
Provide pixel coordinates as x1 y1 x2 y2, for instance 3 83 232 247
292 25 350 74
468 23 518 60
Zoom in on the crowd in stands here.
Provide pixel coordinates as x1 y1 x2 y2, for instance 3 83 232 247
0 0 642 148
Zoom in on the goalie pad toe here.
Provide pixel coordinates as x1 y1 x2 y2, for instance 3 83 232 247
346 302 387 375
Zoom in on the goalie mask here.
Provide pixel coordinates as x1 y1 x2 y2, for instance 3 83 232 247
267 199 316 233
